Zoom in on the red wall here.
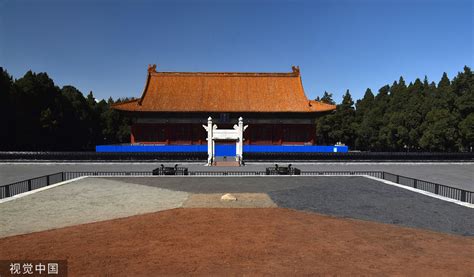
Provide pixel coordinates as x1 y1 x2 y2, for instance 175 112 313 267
131 123 315 145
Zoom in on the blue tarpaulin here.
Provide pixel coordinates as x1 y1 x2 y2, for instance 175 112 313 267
96 144 348 153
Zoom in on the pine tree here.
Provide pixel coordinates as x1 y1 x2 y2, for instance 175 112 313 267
419 109 459 151
453 66 474 117
14 71 65 150
354 89 375 150
320 91 336 105
328 90 356 146
459 114 474 152
453 66 474 151
0 67 14 149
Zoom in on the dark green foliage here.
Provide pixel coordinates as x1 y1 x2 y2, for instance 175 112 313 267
354 89 376 150
419 109 459 151
316 90 356 146
316 66 473 152
0 69 131 150
0 67 14 149
320 91 336 105
458 113 474 150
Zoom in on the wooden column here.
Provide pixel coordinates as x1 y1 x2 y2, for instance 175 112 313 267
130 125 136 144
277 124 283 145
309 124 315 145
165 125 170 145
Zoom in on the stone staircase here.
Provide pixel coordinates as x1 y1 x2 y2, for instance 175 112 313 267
212 156 240 167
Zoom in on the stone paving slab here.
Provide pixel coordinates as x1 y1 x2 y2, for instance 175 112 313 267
0 177 188 238
1 162 473 190
106 176 313 193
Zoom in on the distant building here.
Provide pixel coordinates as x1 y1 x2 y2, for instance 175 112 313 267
112 65 335 146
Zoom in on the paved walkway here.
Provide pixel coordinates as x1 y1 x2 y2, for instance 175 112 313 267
1 162 473 190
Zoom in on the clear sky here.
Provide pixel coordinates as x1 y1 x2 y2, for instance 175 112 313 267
1 0 472 102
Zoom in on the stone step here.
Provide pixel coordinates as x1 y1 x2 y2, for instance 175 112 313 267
213 160 240 167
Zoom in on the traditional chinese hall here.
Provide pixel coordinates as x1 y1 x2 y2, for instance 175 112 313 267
97 65 348 155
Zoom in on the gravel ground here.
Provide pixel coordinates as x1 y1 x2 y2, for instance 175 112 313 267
1 162 473 190
0 177 188 238
109 176 474 235
2 209 473 276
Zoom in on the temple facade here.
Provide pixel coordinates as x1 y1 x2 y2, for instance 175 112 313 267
112 65 336 145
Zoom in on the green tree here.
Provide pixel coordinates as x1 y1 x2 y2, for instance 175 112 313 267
459 113 474 151
327 90 356 146
453 66 474 117
452 66 474 151
320 91 335 105
60 86 94 149
100 98 130 144
0 67 14 149
13 71 65 150
354 89 375 150
316 112 335 145
419 109 459 151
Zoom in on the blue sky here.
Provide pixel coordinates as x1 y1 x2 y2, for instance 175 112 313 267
1 0 472 102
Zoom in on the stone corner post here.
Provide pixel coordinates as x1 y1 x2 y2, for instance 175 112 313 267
237 117 244 164
206 117 213 165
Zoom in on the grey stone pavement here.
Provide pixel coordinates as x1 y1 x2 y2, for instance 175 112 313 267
1 162 473 190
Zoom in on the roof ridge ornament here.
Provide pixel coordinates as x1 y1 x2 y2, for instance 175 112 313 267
148 64 157 73
291 65 300 75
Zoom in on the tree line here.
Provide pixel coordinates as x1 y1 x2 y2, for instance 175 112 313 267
315 66 473 152
0 66 472 151
0 68 131 150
